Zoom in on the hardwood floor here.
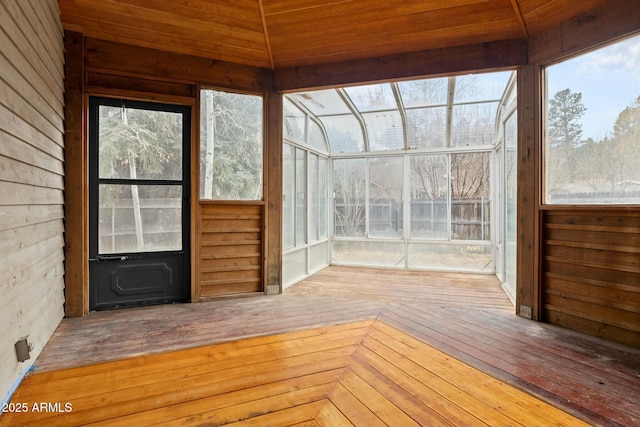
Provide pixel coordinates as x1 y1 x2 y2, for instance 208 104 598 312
1 320 589 426
1 266 639 426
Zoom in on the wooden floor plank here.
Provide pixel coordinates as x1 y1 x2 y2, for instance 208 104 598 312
315 401 355 427
17 322 371 400
84 370 344 427
219 400 328 427
347 355 456 427
351 346 488 426
378 303 638 427
3 266 638 427
361 335 520 427
35 302 380 372
329 383 386 427
369 320 591 427
338 369 420 427
26 319 371 383
153 383 333 427
3 351 354 426
443 305 640 395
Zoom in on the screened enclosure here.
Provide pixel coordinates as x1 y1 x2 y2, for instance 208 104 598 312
282 71 518 300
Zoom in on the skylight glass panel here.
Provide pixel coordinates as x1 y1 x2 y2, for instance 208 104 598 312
345 84 397 112
363 111 404 151
321 115 365 153
405 107 447 149
398 78 448 107
293 89 350 116
308 119 328 153
454 71 512 103
451 102 499 147
283 98 305 142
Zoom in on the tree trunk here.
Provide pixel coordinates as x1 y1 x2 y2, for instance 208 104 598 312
129 155 145 250
203 91 215 198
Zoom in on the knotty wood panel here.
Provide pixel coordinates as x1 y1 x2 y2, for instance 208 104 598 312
60 0 271 68
1 320 590 427
542 209 640 347
0 0 65 404
275 38 527 92
84 37 273 93
85 71 195 99
519 0 614 34
516 63 542 320
265 91 283 294
265 1 523 68
528 0 640 64
198 203 264 299
63 30 87 318
59 0 609 70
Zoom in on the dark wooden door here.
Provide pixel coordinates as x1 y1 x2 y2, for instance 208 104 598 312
88 97 190 310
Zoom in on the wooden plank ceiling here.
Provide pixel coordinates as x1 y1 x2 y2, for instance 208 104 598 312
58 0 611 70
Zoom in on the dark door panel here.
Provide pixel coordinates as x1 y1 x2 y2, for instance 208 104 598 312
90 253 188 310
89 97 190 311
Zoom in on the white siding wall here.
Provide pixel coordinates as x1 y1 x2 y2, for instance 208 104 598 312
0 0 65 402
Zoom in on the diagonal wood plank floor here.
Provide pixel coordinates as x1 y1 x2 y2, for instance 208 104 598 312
2 266 639 426
1 320 589 427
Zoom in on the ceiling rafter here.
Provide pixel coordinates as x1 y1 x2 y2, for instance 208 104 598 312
509 0 529 38
257 0 275 69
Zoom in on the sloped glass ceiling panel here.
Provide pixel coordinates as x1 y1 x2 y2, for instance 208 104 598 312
398 78 448 107
286 70 514 153
454 71 512 103
308 119 328 153
345 84 397 112
451 102 499 147
406 107 447 149
294 89 350 116
322 115 365 153
283 98 305 143
363 111 404 151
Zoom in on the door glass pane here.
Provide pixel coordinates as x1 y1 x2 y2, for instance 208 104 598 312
99 185 182 254
451 152 490 240
369 157 403 238
410 155 448 239
98 105 183 180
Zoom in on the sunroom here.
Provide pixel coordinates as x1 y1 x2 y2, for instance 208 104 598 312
280 71 518 300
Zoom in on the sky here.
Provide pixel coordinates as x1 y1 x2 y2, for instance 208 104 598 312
546 34 640 140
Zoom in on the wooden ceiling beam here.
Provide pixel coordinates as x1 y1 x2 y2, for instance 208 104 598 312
258 0 275 69
274 38 528 92
510 0 529 38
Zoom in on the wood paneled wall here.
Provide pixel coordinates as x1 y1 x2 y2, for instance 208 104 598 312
0 0 65 401
63 35 280 313
198 203 264 299
542 209 640 347
521 0 640 347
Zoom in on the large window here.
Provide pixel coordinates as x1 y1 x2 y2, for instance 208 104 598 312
282 100 331 287
286 70 516 276
200 89 263 200
545 34 640 204
410 155 448 239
